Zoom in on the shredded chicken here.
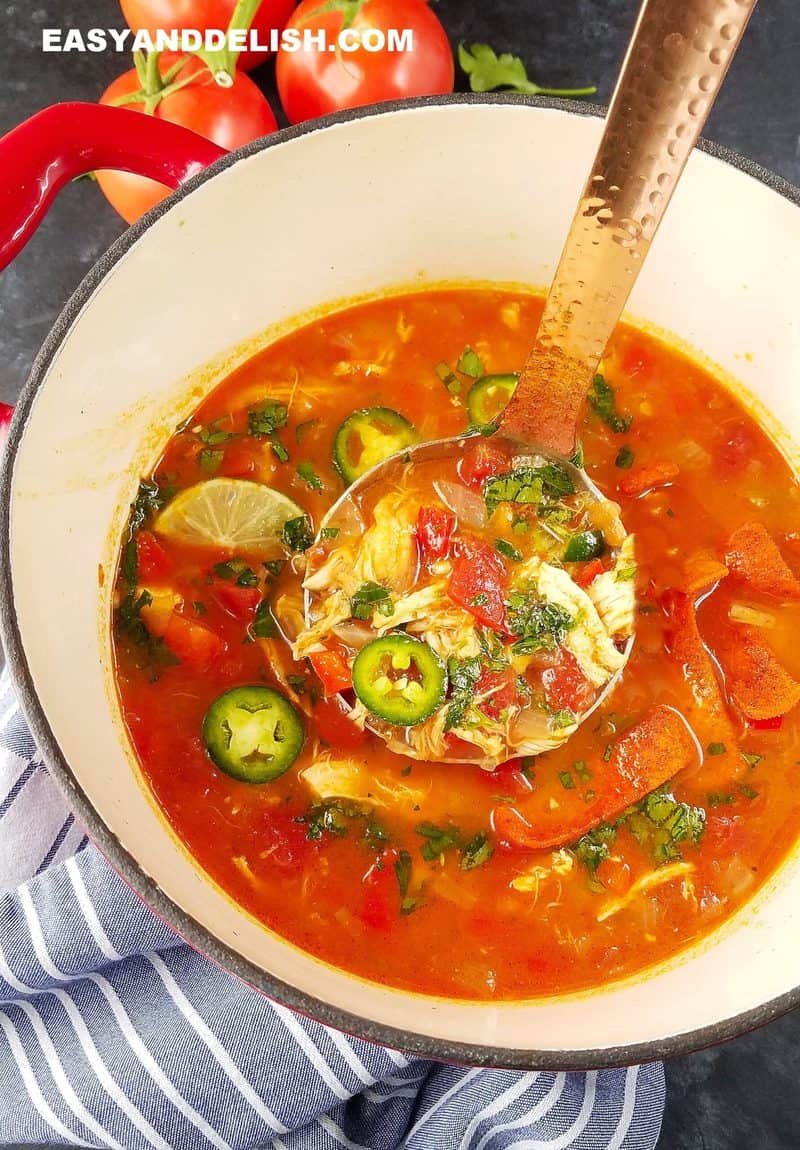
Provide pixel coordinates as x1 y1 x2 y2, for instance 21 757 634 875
585 535 637 639
301 753 429 810
515 558 627 687
596 861 695 922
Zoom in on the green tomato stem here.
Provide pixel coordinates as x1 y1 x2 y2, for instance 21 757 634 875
193 0 263 87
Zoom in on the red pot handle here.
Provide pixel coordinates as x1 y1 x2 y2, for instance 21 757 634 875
0 101 228 272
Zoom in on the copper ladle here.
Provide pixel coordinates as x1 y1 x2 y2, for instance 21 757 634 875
303 0 758 763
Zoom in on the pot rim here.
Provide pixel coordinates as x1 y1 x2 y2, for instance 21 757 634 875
2 92 799 1071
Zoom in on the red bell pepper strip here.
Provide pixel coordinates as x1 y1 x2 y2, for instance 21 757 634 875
493 705 699 851
416 506 456 565
309 649 353 696
618 460 679 498
724 521 800 600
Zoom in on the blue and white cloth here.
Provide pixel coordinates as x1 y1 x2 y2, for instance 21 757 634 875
0 666 665 1148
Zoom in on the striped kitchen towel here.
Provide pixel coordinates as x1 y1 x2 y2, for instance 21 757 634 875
0 667 664 1148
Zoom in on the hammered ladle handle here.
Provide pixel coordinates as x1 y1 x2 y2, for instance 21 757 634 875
501 0 758 457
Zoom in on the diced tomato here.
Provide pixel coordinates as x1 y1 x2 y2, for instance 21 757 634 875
476 666 519 719
542 650 595 714
574 558 606 588
162 613 226 672
213 582 262 620
314 695 368 748
618 460 679 498
717 422 759 475
135 531 172 580
416 506 456 564
220 442 257 478
748 715 783 732
459 440 509 489
361 847 400 931
448 538 510 633
444 731 481 756
309 649 352 695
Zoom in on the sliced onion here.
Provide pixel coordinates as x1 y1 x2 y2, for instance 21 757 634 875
332 621 375 650
433 480 487 530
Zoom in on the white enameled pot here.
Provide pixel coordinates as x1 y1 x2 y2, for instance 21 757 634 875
2 96 800 1069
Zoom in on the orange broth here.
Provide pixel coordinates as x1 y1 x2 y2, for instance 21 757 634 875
113 289 800 999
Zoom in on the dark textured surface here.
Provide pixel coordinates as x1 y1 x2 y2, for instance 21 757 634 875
1 1 799 1145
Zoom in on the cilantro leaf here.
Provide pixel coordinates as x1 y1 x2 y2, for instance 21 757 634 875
458 43 596 98
587 375 633 434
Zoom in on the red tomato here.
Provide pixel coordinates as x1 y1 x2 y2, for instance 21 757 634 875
163 612 226 670
314 695 368 748
136 531 173 580
120 0 296 70
0 403 12 450
276 0 454 125
476 667 519 720
219 441 257 477
97 54 277 223
416 506 456 564
459 440 509 490
748 715 783 731
574 558 606 588
542 649 595 713
252 812 316 872
213 582 262 619
309 649 352 695
361 846 400 930
447 538 510 633
619 342 654 378
717 421 759 475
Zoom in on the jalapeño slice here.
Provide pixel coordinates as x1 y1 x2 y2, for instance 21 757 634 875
466 373 519 426
352 634 447 727
333 407 418 485
202 685 304 782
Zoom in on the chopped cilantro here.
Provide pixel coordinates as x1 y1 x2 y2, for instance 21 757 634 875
444 655 483 732
603 743 614 762
483 463 575 516
741 751 763 769
707 742 727 756
416 822 461 861
559 770 576 790
574 824 617 873
195 417 235 447
128 478 172 535
251 599 277 639
738 783 760 800
708 792 734 807
350 582 391 621
588 374 632 434
394 849 412 896
495 539 523 562
198 448 224 473
264 560 286 577
460 831 493 870
297 462 323 491
507 593 573 655
471 591 489 607
573 759 592 782
270 437 289 463
247 400 288 438
282 515 314 552
551 709 577 729
213 558 258 587
615 445 635 469
320 527 340 540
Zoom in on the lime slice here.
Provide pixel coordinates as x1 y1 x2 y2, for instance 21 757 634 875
154 478 305 556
